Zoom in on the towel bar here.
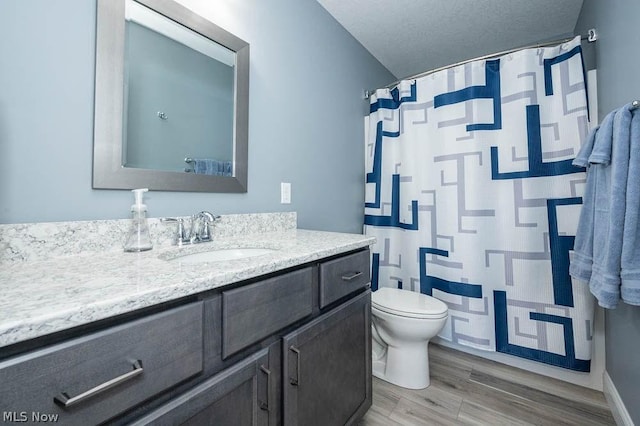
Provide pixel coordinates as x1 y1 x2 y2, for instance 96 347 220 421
632 100 639 110
184 157 194 173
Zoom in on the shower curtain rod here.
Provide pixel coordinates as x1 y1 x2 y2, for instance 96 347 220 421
365 28 598 99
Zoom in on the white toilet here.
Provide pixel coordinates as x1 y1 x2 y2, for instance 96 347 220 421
371 287 448 389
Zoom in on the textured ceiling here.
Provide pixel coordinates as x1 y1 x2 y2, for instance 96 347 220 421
317 0 584 80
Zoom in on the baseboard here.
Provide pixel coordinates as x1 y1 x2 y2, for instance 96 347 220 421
603 371 635 426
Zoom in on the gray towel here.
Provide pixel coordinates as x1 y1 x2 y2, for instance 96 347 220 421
569 104 639 308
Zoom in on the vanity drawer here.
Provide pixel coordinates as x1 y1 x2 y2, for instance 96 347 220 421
222 267 313 358
319 249 370 308
0 302 203 426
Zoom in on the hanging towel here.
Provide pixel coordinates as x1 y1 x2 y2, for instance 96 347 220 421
569 126 600 282
570 104 640 308
621 107 640 305
192 159 232 176
570 110 615 287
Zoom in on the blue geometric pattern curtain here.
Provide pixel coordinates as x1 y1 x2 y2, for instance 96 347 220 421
364 37 594 371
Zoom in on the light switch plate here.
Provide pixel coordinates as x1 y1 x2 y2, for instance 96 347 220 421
281 182 291 204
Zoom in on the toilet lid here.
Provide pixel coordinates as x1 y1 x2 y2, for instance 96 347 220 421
372 287 448 319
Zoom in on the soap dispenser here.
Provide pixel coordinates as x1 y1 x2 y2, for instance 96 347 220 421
124 188 153 252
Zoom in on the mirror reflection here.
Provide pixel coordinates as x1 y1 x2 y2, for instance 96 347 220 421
123 0 235 176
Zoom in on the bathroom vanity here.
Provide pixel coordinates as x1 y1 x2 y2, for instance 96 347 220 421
0 216 374 425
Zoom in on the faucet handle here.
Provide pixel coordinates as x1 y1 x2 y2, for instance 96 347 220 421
161 217 189 245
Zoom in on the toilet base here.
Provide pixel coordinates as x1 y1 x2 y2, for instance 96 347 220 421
372 342 431 390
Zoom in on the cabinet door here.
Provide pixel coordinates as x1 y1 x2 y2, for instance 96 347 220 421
132 346 278 426
282 290 371 426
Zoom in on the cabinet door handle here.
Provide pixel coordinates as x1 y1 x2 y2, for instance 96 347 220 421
259 365 271 412
289 346 301 386
53 360 144 409
341 271 362 281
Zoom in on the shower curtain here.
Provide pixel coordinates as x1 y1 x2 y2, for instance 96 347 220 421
364 37 594 371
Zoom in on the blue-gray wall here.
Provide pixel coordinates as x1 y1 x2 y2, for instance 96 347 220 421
575 1 640 423
0 0 394 233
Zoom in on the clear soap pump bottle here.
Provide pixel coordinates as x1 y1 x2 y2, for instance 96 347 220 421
124 188 153 252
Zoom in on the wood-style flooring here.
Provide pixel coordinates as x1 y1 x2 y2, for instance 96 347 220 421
358 344 615 426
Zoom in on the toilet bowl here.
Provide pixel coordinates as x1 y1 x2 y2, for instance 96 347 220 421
371 287 448 389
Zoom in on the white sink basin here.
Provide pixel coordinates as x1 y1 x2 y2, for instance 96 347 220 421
168 248 276 264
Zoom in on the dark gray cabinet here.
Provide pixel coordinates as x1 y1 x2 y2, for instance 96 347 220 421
131 347 275 426
283 290 372 426
141 249 371 425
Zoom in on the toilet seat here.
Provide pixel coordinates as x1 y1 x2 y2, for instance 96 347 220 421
372 287 448 319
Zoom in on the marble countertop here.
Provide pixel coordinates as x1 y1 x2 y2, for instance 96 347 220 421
0 229 374 349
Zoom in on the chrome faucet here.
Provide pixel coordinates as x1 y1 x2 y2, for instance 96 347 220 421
190 211 220 243
161 212 220 246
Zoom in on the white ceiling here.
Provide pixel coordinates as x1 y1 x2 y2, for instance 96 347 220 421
317 0 584 80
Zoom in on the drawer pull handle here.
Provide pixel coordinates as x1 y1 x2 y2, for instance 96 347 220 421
289 346 301 386
259 365 271 411
341 271 363 281
54 360 144 409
